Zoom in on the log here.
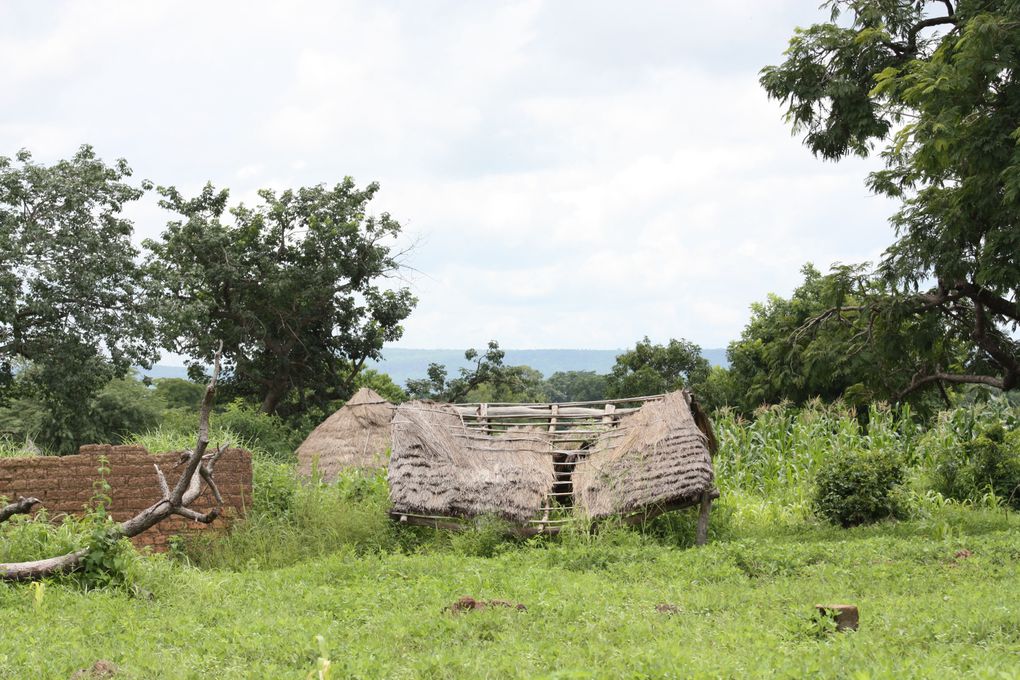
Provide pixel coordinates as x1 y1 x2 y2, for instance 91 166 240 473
0 496 41 524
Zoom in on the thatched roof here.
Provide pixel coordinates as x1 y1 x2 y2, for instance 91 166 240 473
386 390 717 527
573 391 716 520
296 388 395 481
387 402 555 523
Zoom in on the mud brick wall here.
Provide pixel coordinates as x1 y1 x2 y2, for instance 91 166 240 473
0 445 251 551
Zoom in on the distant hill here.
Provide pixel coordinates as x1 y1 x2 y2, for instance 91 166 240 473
142 347 729 386
370 347 729 386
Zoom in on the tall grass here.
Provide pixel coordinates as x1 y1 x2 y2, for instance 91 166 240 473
0 436 40 458
179 467 400 570
112 395 1019 571
712 399 920 497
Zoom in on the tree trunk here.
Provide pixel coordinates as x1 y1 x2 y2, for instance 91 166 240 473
260 383 287 414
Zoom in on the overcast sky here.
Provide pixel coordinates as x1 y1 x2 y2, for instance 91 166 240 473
1 1 898 352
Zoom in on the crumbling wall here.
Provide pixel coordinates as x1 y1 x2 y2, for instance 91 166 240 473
0 444 251 551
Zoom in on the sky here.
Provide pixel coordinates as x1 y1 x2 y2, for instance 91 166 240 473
0 0 899 353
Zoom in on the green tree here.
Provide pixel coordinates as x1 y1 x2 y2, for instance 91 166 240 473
406 341 547 403
604 337 711 399
146 180 416 415
152 377 205 410
725 264 957 413
545 370 608 402
762 0 1020 398
0 146 157 452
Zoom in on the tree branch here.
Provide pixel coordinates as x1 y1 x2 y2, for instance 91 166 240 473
0 497 41 524
905 15 958 54
897 371 1005 400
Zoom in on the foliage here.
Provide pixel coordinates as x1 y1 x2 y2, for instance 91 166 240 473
713 399 918 497
814 443 907 527
352 368 408 404
180 466 397 570
604 336 710 399
695 365 741 411
214 400 303 461
151 377 205 410
545 370 607 402
0 369 164 454
406 341 549 403
762 0 1020 398
725 264 952 413
0 146 157 452
925 412 1020 509
145 180 416 415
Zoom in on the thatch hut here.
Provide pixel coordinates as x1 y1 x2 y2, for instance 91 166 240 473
387 391 719 541
387 402 555 523
572 391 717 520
296 388 395 481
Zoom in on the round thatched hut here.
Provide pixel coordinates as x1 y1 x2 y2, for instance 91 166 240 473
296 388 395 482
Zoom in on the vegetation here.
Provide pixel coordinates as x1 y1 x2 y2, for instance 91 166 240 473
0 147 157 453
604 336 710 399
146 181 416 416
761 0 1020 399
2 2 1019 674
0 397 1018 677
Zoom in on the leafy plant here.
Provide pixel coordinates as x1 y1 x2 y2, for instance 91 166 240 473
813 444 906 527
929 421 1020 510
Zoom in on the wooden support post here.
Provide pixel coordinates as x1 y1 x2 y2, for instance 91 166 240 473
477 403 488 430
602 403 616 425
695 491 712 546
549 403 558 433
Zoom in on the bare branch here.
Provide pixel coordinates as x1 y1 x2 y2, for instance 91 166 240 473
154 464 170 498
0 497 41 524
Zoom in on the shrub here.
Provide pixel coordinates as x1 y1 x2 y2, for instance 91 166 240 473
215 399 300 461
813 445 906 527
929 422 1020 509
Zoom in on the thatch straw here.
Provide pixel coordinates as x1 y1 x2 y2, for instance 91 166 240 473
573 391 716 519
296 388 395 482
387 402 555 523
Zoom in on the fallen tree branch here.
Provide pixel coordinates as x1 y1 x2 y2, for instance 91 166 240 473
0 342 228 581
0 496 42 524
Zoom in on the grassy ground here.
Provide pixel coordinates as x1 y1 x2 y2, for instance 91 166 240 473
0 506 1017 679
2 399 1017 678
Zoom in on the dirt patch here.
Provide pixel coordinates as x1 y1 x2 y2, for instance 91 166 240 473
655 603 681 615
70 660 118 679
447 596 527 614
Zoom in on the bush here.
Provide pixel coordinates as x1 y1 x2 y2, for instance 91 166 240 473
929 422 1020 509
813 445 906 527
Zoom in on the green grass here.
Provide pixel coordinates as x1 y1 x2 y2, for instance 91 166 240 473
0 506 1017 679
1 398 1016 678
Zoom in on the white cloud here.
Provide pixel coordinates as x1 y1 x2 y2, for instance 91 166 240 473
1 0 900 354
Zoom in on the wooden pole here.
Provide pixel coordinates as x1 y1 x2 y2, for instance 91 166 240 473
695 491 712 546
602 403 616 424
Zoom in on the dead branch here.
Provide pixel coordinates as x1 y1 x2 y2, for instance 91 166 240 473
0 497 42 524
0 342 228 581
